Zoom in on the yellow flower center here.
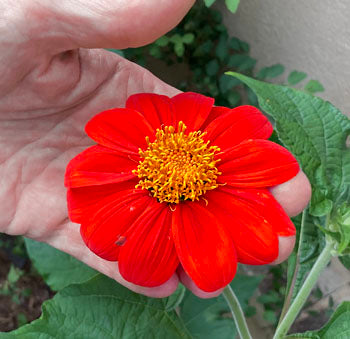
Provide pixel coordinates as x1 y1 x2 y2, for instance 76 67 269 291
134 121 221 204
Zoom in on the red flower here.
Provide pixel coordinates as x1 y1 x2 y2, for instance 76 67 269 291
65 92 299 292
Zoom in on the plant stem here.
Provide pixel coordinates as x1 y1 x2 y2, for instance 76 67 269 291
273 240 334 339
279 210 308 323
223 285 252 339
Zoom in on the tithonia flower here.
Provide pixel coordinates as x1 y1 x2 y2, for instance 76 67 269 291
65 92 299 292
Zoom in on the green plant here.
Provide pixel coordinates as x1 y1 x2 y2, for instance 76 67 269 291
123 3 323 110
2 2 349 338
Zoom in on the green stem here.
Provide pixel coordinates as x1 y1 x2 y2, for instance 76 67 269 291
223 285 252 339
279 210 308 323
273 240 334 339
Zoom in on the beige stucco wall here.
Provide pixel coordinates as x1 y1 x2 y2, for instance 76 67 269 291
219 0 350 116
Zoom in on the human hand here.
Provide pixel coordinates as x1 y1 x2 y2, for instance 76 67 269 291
0 0 311 298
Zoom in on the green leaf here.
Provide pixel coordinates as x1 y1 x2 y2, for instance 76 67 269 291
263 310 277 324
257 291 280 304
228 37 250 53
285 211 325 307
226 72 350 214
228 55 256 71
227 90 242 107
287 301 350 338
204 0 216 7
149 45 162 58
0 275 190 339
155 36 169 47
215 33 229 62
205 59 220 76
7 265 23 284
193 41 214 57
219 74 241 93
288 71 307 85
17 313 28 327
169 34 186 57
339 255 350 270
246 87 258 106
256 64 285 80
182 33 195 45
180 274 261 339
174 42 185 57
225 0 240 13
304 79 325 94
24 238 97 291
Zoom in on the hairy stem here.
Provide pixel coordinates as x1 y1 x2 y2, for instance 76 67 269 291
273 240 333 338
279 210 308 323
223 285 252 339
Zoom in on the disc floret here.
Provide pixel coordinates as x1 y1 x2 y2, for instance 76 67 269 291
134 121 221 204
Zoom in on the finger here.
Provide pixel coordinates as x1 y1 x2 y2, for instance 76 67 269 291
177 266 223 299
272 235 296 265
270 170 311 217
31 0 195 50
42 220 179 298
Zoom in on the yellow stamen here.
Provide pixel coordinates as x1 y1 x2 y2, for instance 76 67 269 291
134 121 221 204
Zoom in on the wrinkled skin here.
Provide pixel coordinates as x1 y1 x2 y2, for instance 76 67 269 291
0 0 311 298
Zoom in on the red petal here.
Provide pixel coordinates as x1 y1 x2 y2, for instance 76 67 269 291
201 106 231 131
203 105 273 149
80 190 152 261
119 202 178 287
172 202 237 292
217 187 295 236
67 180 138 223
85 108 154 154
205 189 280 264
65 145 138 188
218 139 299 188
126 93 175 130
171 92 215 132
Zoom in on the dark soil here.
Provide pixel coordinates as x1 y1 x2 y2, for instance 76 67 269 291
0 235 54 332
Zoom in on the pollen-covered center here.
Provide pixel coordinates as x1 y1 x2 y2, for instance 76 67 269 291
134 121 221 204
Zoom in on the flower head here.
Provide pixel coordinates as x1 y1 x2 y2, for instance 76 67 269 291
65 92 299 292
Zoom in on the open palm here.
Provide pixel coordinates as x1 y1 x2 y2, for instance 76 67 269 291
0 0 311 298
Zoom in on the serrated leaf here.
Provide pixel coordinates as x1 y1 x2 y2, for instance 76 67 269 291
204 0 216 7
226 72 350 214
284 211 325 307
287 302 350 338
0 275 190 339
304 79 325 94
288 71 307 85
180 274 261 339
225 0 240 13
257 64 285 80
24 238 97 291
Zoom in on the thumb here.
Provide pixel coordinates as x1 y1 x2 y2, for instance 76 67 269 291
33 0 194 50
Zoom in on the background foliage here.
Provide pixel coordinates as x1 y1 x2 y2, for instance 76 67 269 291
1 1 349 338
